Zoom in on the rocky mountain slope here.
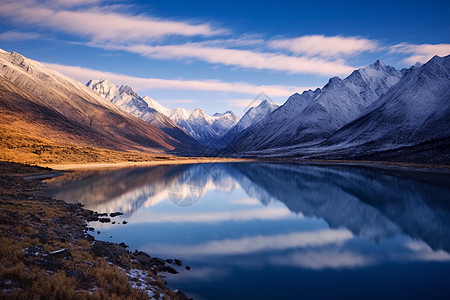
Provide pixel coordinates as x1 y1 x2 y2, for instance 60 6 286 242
0 49 199 163
222 99 279 144
230 60 404 152
86 79 199 149
143 97 239 146
228 56 450 163
87 80 240 146
319 54 450 161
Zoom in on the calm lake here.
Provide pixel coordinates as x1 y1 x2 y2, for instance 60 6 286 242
44 162 450 299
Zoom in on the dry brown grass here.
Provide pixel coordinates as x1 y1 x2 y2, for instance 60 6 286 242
0 125 173 165
0 163 161 299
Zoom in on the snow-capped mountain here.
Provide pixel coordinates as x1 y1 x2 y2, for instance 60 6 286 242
231 60 403 152
320 54 450 160
169 108 239 146
222 99 279 144
87 79 173 129
0 49 198 158
145 98 239 146
87 81 239 146
142 96 171 116
87 79 199 148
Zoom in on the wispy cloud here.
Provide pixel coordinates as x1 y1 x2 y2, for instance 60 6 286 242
47 0 104 8
145 229 353 256
0 31 41 41
269 35 380 58
44 62 303 96
4 0 425 78
390 43 450 64
0 0 225 43
128 206 294 224
269 250 373 270
108 43 356 76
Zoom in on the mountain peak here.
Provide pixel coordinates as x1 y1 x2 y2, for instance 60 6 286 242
325 76 344 88
258 99 270 107
86 79 120 101
256 99 278 111
214 110 236 117
118 85 139 98
87 79 116 88
372 59 385 69
428 55 447 65
191 108 208 118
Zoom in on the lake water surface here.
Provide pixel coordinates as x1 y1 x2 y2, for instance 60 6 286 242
44 162 450 299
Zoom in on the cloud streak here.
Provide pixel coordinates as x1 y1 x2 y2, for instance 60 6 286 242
269 35 379 58
269 250 372 270
390 43 450 64
129 206 294 224
110 43 356 76
45 62 305 96
0 0 224 43
146 229 353 256
0 1 387 77
0 31 41 41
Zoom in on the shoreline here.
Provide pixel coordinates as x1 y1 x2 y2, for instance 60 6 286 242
43 157 255 171
40 157 450 173
0 162 191 299
268 158 450 174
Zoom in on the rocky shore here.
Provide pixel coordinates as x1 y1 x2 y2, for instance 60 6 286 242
0 162 190 299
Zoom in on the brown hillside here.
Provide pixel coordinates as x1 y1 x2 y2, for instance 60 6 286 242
0 50 199 163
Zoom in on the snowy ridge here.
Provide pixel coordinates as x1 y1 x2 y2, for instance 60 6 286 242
230 55 450 163
230 60 404 152
146 99 240 146
324 54 450 154
0 50 202 153
223 99 279 144
86 79 200 142
142 96 171 116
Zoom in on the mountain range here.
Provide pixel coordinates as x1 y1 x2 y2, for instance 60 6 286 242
87 79 239 146
229 60 406 151
1 48 448 164
0 49 199 163
226 56 450 163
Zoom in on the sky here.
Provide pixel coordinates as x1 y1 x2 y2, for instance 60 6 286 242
0 0 449 116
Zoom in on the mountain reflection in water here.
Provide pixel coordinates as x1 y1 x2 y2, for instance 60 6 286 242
44 163 450 299
45 163 450 251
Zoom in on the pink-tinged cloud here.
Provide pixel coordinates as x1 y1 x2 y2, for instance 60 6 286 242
390 43 450 64
0 0 225 42
110 43 356 76
44 62 303 96
268 35 380 58
0 31 41 41
47 0 103 7
145 229 353 256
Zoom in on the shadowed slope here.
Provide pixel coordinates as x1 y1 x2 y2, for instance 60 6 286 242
0 50 200 163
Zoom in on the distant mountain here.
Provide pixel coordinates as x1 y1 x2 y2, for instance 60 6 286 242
228 56 450 163
145 98 239 146
222 99 279 144
86 81 240 146
0 49 198 162
86 79 199 148
230 60 403 152
318 55 450 162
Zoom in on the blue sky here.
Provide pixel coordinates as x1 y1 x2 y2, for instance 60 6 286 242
0 0 449 115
